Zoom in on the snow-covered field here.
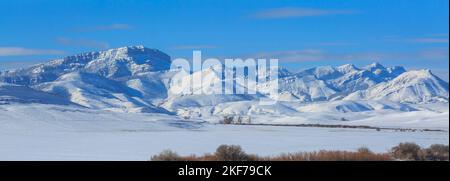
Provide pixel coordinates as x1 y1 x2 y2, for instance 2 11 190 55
0 46 448 160
0 104 448 160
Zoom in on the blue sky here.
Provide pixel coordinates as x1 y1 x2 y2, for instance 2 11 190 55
0 0 448 80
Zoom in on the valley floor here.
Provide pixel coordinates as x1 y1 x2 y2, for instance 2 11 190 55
0 104 448 160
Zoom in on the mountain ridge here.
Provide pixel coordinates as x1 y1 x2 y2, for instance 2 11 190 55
0 46 448 115
0 45 171 85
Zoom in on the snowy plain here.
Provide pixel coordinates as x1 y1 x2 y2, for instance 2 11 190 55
0 104 448 161
0 46 448 160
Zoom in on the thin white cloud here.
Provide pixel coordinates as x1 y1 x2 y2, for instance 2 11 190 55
251 49 326 62
0 60 46 71
252 7 357 19
74 23 133 32
0 47 65 56
416 48 449 59
384 35 449 44
314 42 356 46
409 38 449 43
429 33 449 37
56 37 110 49
173 45 218 50
249 48 449 62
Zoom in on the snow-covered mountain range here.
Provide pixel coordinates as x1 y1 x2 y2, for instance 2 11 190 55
0 46 448 120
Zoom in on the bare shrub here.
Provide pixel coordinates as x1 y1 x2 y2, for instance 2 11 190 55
357 146 372 154
237 116 243 124
390 142 423 160
311 150 390 161
424 144 449 161
222 116 234 124
195 153 219 161
215 145 252 161
267 150 391 161
151 150 182 161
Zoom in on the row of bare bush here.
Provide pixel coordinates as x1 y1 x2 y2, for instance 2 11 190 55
391 142 449 161
219 115 251 125
150 143 449 161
